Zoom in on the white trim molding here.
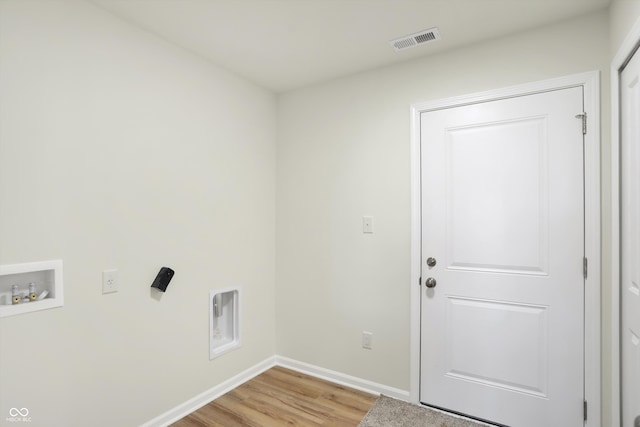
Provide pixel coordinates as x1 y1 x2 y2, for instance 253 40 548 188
275 356 409 401
141 356 277 427
410 71 601 425
610 14 640 427
142 355 409 427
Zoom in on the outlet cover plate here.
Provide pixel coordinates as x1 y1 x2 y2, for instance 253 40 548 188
363 216 374 234
102 269 118 294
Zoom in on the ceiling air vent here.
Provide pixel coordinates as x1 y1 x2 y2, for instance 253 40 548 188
389 28 441 52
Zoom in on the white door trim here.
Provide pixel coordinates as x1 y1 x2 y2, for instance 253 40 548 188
409 71 601 425
611 15 640 427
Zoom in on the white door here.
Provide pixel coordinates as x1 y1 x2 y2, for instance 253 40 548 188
620 48 640 427
420 87 585 427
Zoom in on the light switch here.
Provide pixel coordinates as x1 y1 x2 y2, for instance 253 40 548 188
363 216 374 234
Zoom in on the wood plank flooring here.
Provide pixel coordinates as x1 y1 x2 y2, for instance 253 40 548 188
171 366 378 427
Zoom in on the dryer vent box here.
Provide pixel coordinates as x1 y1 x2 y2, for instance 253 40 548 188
210 288 241 359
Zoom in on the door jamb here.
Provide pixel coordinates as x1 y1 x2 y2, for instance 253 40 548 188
409 71 601 426
610 16 640 427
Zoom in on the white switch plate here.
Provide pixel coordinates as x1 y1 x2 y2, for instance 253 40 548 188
363 216 374 233
362 331 373 349
102 269 118 294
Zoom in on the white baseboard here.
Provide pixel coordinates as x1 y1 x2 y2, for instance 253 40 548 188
140 356 277 427
140 355 410 427
275 355 410 401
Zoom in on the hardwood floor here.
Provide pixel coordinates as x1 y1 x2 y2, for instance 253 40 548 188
171 366 378 427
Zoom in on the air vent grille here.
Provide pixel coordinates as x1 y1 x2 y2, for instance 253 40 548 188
389 28 441 52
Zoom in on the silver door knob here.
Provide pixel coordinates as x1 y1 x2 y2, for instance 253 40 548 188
425 277 437 288
426 257 437 267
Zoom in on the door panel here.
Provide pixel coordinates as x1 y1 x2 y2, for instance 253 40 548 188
445 297 549 397
446 117 548 275
420 87 584 427
620 46 640 427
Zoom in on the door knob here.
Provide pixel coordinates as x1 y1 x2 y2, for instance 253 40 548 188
425 277 437 288
634 415 640 427
426 257 437 267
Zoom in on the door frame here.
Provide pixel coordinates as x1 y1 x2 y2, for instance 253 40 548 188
409 71 601 426
611 17 640 427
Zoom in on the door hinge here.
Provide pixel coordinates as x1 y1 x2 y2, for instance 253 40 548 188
584 400 588 421
583 257 588 279
575 112 587 135
419 277 422 286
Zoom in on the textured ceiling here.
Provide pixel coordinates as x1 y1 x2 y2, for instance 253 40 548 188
90 0 611 92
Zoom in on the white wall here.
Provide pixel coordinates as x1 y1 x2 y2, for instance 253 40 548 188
610 0 640 52
0 1 276 426
276 9 610 398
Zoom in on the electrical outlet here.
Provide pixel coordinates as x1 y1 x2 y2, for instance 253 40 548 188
363 216 374 234
362 331 373 350
102 269 119 294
